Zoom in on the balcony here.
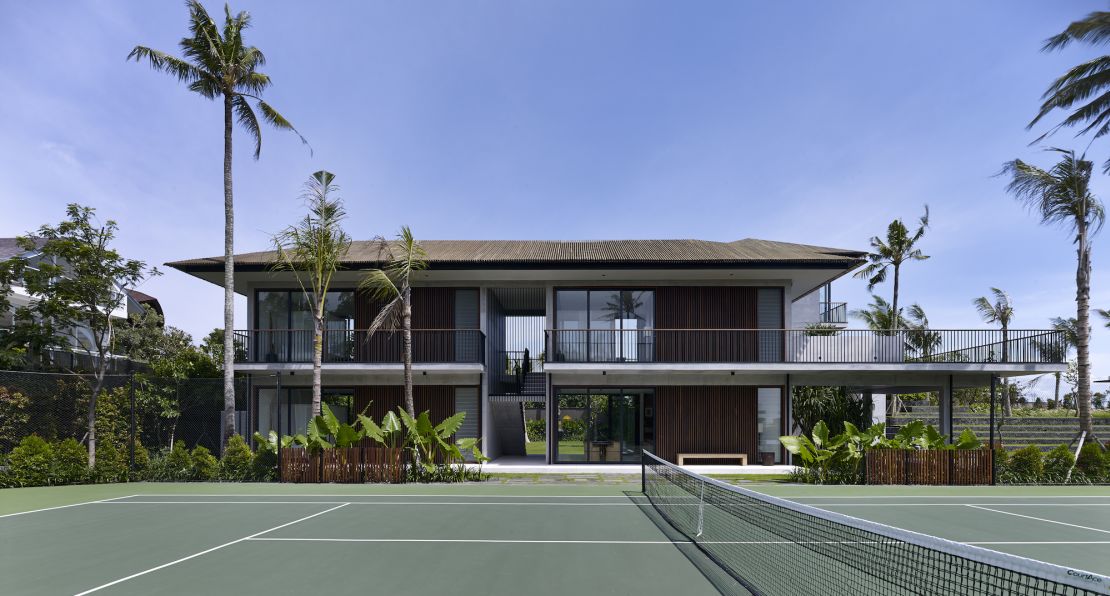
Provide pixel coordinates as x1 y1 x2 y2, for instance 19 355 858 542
233 329 484 364
545 329 1065 365
819 301 848 325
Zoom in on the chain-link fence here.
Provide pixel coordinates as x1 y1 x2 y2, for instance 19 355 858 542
0 369 266 464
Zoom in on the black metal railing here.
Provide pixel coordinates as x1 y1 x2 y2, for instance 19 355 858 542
820 301 848 324
545 329 1066 365
233 329 484 364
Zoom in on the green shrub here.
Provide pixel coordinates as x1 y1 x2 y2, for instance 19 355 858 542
0 387 31 453
132 441 150 479
251 447 277 482
1007 446 1044 483
8 435 54 487
1042 444 1074 483
220 435 253 481
1075 443 1108 482
93 441 129 483
52 438 88 485
191 445 219 481
147 441 194 482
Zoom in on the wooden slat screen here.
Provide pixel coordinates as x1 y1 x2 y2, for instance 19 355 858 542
654 386 758 464
655 287 760 362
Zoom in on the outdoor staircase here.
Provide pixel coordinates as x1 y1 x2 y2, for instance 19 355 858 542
888 400 1110 451
490 401 528 456
520 372 545 396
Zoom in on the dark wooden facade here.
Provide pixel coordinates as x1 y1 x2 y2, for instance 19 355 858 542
353 287 475 362
653 386 759 464
351 385 459 424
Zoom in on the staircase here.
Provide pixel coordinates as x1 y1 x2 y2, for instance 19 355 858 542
520 372 545 396
888 401 1110 451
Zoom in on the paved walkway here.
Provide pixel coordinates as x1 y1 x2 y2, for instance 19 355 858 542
472 456 795 477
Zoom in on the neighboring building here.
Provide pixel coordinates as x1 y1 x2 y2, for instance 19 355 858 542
0 237 156 371
168 238 1066 464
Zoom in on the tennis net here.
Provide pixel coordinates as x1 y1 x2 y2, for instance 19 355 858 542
642 451 1110 596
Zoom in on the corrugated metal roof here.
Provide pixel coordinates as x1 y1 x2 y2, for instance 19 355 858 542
166 238 866 270
0 237 44 262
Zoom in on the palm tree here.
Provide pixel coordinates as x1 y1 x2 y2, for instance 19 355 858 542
850 295 905 333
853 206 930 330
1035 317 1079 408
359 227 428 418
973 288 1015 416
1031 11 1110 172
904 304 941 360
1097 309 1110 327
270 171 352 417
1001 149 1105 436
129 1 307 442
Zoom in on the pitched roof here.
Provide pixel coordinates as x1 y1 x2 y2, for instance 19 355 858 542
0 237 44 261
167 238 865 271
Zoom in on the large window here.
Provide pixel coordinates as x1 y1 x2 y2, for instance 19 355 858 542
555 388 654 463
257 388 354 437
254 290 355 362
554 289 654 362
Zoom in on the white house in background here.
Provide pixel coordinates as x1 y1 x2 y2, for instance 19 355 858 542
0 237 161 370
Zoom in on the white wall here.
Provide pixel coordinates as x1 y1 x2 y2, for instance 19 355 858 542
791 291 821 328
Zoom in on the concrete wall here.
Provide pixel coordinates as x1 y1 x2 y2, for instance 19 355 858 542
791 290 821 327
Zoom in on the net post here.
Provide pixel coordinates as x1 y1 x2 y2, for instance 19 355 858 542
641 450 646 494
696 479 705 538
128 369 136 474
989 374 997 486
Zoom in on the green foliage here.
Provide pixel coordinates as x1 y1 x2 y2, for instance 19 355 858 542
93 440 129 484
191 445 219 481
525 419 546 442
146 441 195 482
52 438 88 485
0 386 30 453
8 435 53 487
133 440 150 479
1007 446 1044 483
558 417 586 442
1075 443 1108 482
790 386 871 439
220 435 254 481
1043 444 1075 483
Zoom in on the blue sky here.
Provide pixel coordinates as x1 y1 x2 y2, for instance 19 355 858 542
1 1 1108 394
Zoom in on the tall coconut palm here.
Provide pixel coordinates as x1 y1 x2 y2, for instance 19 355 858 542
1001 149 1105 436
853 206 930 330
974 288 1015 416
359 227 428 418
1031 11 1110 172
129 1 307 442
270 171 352 417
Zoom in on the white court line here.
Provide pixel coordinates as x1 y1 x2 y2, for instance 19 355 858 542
0 495 138 519
786 495 1110 500
249 537 1110 546
99 500 642 506
806 503 1110 507
966 505 1110 536
124 493 646 499
73 503 349 596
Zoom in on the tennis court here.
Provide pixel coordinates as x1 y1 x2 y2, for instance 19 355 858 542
1 470 1108 596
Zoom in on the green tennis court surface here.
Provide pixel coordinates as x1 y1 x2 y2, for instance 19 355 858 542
1 483 1109 595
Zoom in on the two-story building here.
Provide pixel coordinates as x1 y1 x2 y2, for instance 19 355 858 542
168 238 1066 465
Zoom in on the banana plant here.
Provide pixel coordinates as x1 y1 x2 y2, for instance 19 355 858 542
360 410 404 449
304 403 366 451
252 430 302 454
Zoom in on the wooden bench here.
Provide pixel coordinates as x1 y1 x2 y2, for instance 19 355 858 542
677 453 747 466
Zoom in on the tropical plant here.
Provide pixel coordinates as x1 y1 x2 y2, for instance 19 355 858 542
219 434 253 481
852 206 930 330
790 386 871 438
850 295 905 335
0 206 155 466
270 171 352 417
904 303 942 359
973 288 1015 416
1007 446 1045 483
358 227 429 418
1035 317 1079 406
1031 10 1110 173
130 0 308 441
1001 149 1105 437
1043 444 1075 483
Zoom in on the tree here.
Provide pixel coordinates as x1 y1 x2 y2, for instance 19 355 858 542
2 205 155 466
269 171 352 417
358 227 428 417
850 295 905 333
1031 11 1110 173
1035 317 1079 406
129 0 308 443
852 206 930 330
116 306 220 379
974 288 1016 416
1001 149 1105 436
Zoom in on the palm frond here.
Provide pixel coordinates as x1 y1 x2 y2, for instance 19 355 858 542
1042 11 1110 51
232 95 262 159
126 46 202 83
255 99 311 155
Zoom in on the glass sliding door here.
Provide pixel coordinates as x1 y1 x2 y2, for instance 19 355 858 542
554 289 655 363
555 388 653 463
